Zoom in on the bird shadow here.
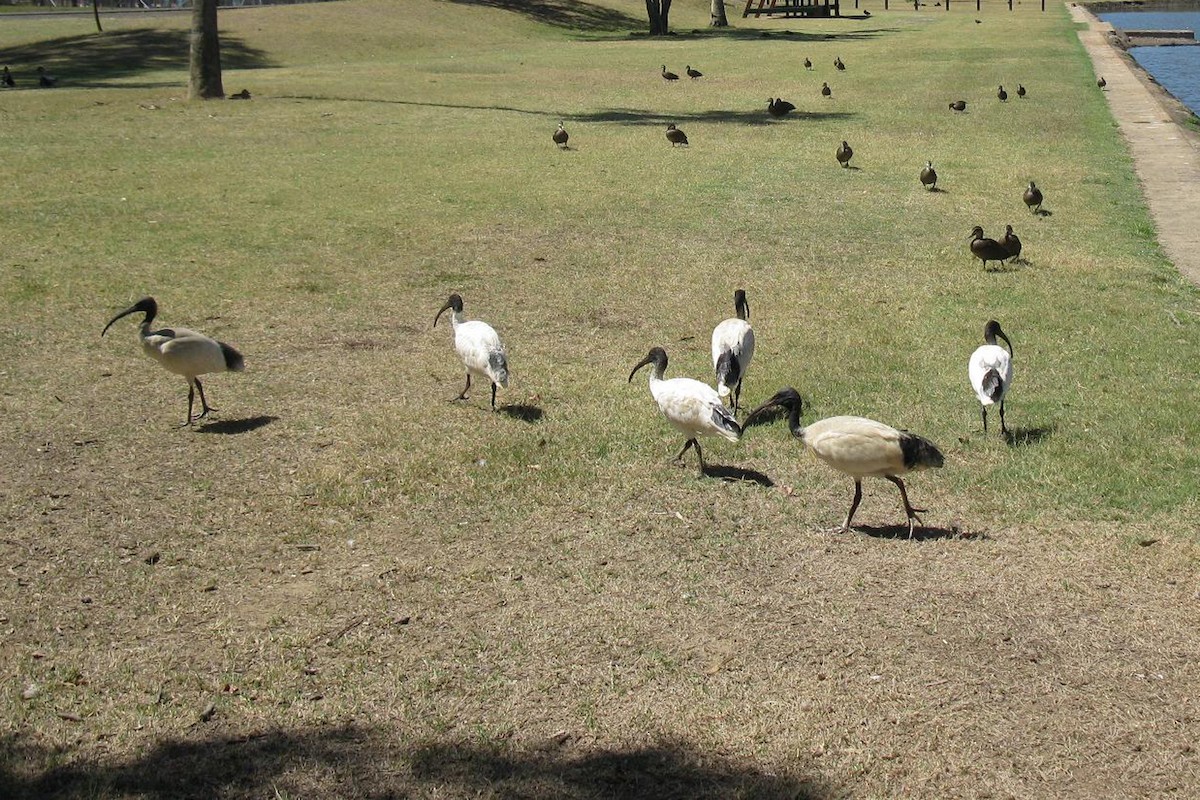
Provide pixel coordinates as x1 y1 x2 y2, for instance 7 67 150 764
854 524 969 542
983 262 1021 274
840 165 862 171
703 465 775 487
927 186 949 194
1003 424 1055 447
1034 208 1053 217
196 415 278 434
500 404 544 423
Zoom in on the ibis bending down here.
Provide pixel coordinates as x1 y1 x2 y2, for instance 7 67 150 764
968 319 1013 435
433 293 509 411
101 296 244 426
711 289 756 414
920 160 938 190
745 388 944 537
628 347 741 477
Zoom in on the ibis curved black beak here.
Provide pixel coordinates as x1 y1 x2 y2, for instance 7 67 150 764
744 387 802 428
627 353 654 383
433 302 451 328
998 329 1013 357
102 297 156 337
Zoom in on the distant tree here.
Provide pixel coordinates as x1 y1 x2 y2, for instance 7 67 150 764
711 0 729 26
189 0 224 99
645 0 672 35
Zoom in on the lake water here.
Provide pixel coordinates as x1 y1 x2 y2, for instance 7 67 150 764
1098 9 1200 116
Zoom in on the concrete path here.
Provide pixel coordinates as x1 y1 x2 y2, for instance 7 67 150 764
1071 4 1200 286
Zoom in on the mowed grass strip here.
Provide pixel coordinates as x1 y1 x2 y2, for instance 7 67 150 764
2 1 1199 798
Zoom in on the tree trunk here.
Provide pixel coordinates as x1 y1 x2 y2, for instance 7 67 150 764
188 0 224 100
92 0 102 33
645 0 672 35
710 0 728 26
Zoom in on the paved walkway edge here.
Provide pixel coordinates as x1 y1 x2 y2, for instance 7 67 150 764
1070 3 1200 287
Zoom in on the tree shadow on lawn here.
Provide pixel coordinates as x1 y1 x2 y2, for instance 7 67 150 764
0 29 273 88
601 26 901 43
443 0 641 32
1 727 837 799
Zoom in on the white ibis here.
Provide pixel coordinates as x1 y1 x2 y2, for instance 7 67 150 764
433 293 509 411
1023 181 1043 213
628 347 741 476
969 226 1010 270
920 160 937 190
836 140 853 168
101 296 244 426
968 320 1013 435
711 289 755 414
665 124 689 146
553 121 569 149
661 65 679 81
745 387 944 537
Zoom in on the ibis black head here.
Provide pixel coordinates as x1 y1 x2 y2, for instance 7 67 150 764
984 319 1013 356
433 293 464 327
102 296 158 336
733 289 750 321
744 386 803 433
628 346 668 383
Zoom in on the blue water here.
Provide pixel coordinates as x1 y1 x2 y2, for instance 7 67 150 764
1098 10 1200 116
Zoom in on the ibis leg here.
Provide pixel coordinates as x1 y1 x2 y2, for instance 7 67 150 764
886 475 926 538
839 480 864 532
457 373 471 401
981 407 989 435
490 382 498 411
194 378 215 419
184 382 197 427
733 381 743 416
693 440 706 476
674 439 695 465
999 400 1008 435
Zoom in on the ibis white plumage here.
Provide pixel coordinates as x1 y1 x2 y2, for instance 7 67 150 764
968 319 1013 435
628 346 741 476
745 387 944 537
433 293 509 411
711 289 755 415
101 296 244 426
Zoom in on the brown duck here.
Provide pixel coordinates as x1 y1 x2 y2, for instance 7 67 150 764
920 161 937 190
1023 181 1043 213
666 124 689 146
969 226 1011 269
836 140 853 168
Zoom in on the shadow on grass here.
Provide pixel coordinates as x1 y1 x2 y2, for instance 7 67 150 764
605 26 900 42
1003 424 1055 447
442 0 641 31
855 524 967 542
0 29 273 88
0 728 835 799
196 415 278 435
1033 208 1053 217
274 96 856 126
501 404 544 423
704 464 775 486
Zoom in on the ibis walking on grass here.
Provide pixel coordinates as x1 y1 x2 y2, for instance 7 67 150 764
711 289 755 415
434 293 509 411
968 320 1013 435
745 388 944 537
101 296 244 426
629 347 741 477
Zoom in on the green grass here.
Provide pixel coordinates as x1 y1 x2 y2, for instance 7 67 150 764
3 1 1200 797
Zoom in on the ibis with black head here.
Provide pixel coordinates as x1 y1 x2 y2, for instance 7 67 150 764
628 347 741 476
968 320 1014 435
745 388 944 537
434 293 509 411
711 290 755 415
102 297 244 426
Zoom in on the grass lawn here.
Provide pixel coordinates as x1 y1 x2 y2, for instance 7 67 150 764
2 0 1199 796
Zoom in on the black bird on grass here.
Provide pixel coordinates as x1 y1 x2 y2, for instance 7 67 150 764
834 56 846 71
2 67 14 88
821 82 832 99
767 97 796 118
1002 224 1022 261
949 100 967 112
997 85 1008 102
804 57 813 70
661 65 679 81
1097 76 1107 88
920 161 938 190
553 121 569 148
686 65 703 79
1023 181 1043 213
37 66 57 88
1017 84 1027 98
836 140 853 168
666 124 689 146
969 226 1011 270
